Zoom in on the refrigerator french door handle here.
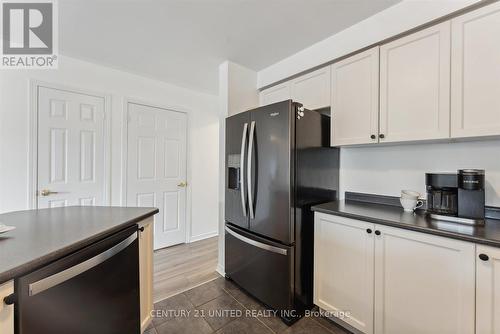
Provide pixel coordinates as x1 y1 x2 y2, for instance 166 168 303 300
225 226 287 255
247 121 256 219
28 232 137 296
240 123 248 217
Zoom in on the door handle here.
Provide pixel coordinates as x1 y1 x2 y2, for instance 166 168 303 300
39 189 59 197
247 121 256 219
29 233 137 296
177 182 187 187
240 123 248 217
225 226 287 255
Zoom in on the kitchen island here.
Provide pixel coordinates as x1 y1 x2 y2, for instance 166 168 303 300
0 206 158 334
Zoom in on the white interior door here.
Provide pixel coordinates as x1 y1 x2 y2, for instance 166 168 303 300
126 102 187 250
37 86 106 208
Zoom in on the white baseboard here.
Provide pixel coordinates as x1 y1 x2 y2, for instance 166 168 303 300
216 264 225 277
189 230 219 243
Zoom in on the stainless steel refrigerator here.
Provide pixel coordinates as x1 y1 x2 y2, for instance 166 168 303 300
224 100 339 324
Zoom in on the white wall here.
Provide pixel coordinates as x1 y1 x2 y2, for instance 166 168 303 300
0 55 220 242
340 140 500 206
226 62 259 116
257 0 481 88
217 61 259 274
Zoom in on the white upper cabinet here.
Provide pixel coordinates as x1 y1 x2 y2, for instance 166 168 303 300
451 2 500 138
331 47 380 146
314 213 375 334
291 66 331 110
259 81 291 106
476 244 500 334
374 225 475 334
379 22 451 143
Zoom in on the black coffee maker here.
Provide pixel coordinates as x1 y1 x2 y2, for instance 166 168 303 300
426 169 485 225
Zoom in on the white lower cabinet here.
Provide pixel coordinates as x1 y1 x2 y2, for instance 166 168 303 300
314 214 375 334
476 245 500 334
374 224 475 334
0 280 14 334
314 213 476 334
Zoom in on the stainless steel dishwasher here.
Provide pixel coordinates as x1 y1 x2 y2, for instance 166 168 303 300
13 225 140 334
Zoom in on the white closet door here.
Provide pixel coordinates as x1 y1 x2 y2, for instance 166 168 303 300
451 2 500 138
331 46 380 146
37 87 106 208
379 22 451 143
126 103 187 249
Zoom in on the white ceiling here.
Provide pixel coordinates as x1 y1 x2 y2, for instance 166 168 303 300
60 0 401 94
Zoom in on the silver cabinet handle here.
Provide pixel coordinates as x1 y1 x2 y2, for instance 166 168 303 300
240 123 248 217
225 226 287 255
28 233 137 296
247 121 255 219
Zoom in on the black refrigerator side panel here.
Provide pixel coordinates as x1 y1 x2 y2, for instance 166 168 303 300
225 111 251 230
248 101 293 244
293 108 339 310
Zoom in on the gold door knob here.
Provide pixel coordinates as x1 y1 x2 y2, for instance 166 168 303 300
39 189 59 196
177 182 187 188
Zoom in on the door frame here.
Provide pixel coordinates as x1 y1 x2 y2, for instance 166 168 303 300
121 98 192 245
28 80 112 209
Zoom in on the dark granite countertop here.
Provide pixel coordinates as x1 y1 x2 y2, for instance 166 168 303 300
0 206 159 284
312 200 500 247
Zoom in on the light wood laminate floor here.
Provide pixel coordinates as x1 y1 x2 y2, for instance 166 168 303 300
153 236 219 303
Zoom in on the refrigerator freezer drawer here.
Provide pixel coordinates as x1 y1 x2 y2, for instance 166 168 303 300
225 224 293 312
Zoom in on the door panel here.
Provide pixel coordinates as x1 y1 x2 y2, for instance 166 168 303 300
331 46 379 146
374 225 475 334
451 2 500 138
249 101 292 244
291 67 331 110
225 224 293 311
259 82 291 107
476 244 500 334
314 214 375 334
37 87 106 208
225 111 251 230
379 22 451 142
127 103 187 250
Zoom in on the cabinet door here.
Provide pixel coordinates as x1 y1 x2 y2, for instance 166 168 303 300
451 2 500 138
374 225 475 334
380 22 451 143
331 47 379 146
259 82 291 106
0 281 14 334
291 66 331 110
314 213 375 334
139 217 154 332
476 244 500 334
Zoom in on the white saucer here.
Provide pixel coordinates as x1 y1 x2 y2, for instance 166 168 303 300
0 225 16 234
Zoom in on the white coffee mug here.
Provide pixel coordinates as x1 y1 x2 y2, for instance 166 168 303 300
400 197 423 212
401 190 420 200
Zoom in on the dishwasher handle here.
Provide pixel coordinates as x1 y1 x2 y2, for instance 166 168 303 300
28 232 137 296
